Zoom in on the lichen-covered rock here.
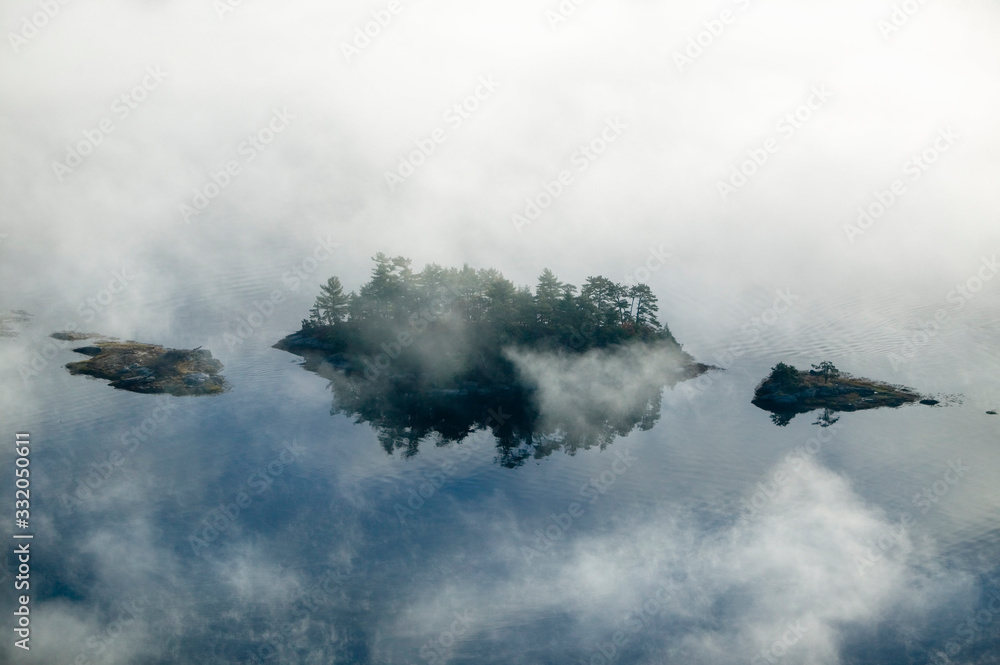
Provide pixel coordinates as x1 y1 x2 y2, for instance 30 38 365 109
65 340 227 396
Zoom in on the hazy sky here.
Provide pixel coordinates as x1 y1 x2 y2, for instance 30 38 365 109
3 4 1000 663
3 0 999 313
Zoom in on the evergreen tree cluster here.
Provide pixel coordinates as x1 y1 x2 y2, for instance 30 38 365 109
282 254 702 462
302 253 677 356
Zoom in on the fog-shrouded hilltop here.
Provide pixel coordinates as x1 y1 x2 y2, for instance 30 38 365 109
275 253 709 465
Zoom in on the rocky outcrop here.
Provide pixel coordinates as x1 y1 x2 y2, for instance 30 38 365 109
752 365 923 422
273 332 357 373
65 340 227 396
273 331 340 353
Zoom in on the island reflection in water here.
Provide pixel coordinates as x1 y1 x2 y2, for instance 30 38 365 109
284 342 708 468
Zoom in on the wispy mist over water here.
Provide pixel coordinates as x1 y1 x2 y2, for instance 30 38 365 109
506 342 695 441
3 1 999 303
381 457 974 665
2 0 1000 663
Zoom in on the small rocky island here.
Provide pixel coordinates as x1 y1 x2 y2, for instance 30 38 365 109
752 361 926 425
60 333 227 396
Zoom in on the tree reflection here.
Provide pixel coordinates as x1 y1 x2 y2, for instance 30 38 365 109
769 408 841 428
299 351 686 468
769 411 795 427
277 255 711 465
812 408 840 428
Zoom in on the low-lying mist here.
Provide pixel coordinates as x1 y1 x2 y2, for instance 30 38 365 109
505 341 706 450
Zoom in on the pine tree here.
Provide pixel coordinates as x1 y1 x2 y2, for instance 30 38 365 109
581 276 621 332
811 361 840 383
534 269 564 326
629 284 660 331
310 276 350 325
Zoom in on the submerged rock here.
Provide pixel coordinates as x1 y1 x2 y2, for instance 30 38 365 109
65 339 227 396
51 331 106 342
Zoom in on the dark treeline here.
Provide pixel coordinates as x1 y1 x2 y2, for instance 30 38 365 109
301 253 679 367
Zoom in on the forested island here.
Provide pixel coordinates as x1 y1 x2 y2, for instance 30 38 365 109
275 254 708 465
282 253 687 361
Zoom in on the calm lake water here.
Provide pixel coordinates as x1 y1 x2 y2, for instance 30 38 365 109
1 251 998 665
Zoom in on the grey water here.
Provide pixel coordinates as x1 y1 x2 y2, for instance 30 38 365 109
1 243 998 665
4 2 1000 662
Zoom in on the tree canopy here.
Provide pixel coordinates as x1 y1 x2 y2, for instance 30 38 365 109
766 362 801 386
309 276 349 325
811 361 840 383
302 253 676 355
